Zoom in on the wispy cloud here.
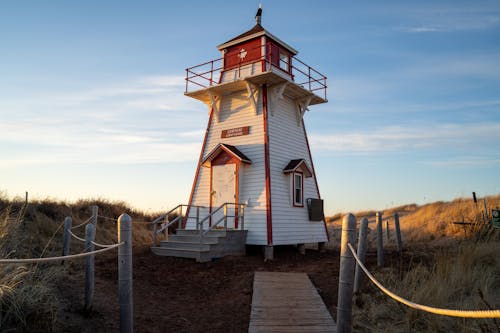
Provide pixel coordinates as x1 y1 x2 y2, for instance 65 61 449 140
309 123 500 154
400 5 500 33
0 74 207 165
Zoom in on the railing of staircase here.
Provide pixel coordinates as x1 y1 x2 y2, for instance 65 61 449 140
198 203 246 244
151 204 209 246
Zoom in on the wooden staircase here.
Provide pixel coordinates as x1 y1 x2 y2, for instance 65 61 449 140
151 229 247 262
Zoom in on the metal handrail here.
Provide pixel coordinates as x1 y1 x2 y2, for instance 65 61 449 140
185 41 327 100
198 202 246 236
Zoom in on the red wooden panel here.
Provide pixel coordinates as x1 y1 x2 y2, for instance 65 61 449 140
223 38 262 70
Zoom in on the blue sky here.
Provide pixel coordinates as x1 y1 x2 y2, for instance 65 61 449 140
1 1 499 214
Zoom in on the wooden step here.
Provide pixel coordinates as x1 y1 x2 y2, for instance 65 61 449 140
176 229 227 237
166 234 219 244
150 247 211 262
159 241 211 252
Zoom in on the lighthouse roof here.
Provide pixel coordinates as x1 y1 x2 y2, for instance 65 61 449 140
217 23 298 55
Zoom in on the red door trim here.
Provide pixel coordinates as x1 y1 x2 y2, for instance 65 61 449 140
185 108 215 228
262 84 273 245
302 119 330 240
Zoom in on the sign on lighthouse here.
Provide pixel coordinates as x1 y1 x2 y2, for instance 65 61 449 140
183 7 329 259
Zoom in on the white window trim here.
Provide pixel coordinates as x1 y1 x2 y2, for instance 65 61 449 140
293 172 303 207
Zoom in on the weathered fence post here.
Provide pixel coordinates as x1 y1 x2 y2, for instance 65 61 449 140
153 222 158 247
118 214 133 333
91 205 98 226
354 217 368 294
376 211 384 267
394 212 403 253
385 219 390 241
84 223 95 312
62 216 72 259
337 213 357 333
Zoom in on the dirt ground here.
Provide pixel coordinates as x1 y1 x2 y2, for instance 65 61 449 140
56 245 390 333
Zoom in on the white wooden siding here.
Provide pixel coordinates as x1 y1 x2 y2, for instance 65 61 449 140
267 94 327 245
188 89 268 245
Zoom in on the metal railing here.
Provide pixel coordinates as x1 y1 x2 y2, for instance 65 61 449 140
185 42 327 101
151 204 209 246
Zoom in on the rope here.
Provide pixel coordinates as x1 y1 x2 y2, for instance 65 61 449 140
98 215 117 222
346 243 500 318
91 240 120 248
67 229 86 243
70 216 93 230
0 243 124 264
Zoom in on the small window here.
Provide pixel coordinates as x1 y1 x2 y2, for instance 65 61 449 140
293 173 303 206
279 51 289 71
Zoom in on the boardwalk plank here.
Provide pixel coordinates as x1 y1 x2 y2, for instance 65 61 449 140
249 272 336 333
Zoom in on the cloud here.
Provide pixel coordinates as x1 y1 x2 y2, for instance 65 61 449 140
309 123 500 154
0 74 208 166
400 5 500 33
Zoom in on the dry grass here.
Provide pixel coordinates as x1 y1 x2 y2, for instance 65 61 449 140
324 194 500 332
0 195 158 331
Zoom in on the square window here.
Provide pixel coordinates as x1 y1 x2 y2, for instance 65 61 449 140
279 52 289 71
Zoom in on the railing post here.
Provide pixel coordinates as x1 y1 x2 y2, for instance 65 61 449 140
62 216 72 260
178 205 183 230
394 212 403 253
91 205 98 226
185 69 188 93
308 67 311 91
376 212 384 267
210 61 214 86
337 213 357 333
118 214 133 333
354 217 368 294
240 205 245 230
196 207 200 230
223 204 227 229
84 223 95 313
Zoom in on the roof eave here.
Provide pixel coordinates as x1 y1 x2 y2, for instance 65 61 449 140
217 30 298 55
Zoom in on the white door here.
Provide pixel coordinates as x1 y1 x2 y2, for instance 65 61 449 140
212 164 236 229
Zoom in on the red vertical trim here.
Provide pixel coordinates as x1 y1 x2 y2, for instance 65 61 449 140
301 119 330 240
262 84 273 245
235 163 239 229
209 166 213 227
184 108 215 228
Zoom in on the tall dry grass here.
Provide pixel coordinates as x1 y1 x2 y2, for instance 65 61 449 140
0 195 158 331
326 194 500 332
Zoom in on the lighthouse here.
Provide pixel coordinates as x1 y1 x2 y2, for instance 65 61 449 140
153 8 329 261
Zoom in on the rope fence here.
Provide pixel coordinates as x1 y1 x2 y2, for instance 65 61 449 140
346 243 500 319
70 216 93 230
1 206 134 333
0 243 123 264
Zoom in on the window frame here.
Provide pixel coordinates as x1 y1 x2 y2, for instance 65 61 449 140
279 50 290 72
292 171 304 207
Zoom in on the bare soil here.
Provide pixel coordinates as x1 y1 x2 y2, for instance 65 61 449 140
56 246 391 333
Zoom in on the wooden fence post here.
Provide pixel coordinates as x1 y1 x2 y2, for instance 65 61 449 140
118 214 133 333
394 212 403 253
91 205 98 226
354 217 368 294
337 213 357 333
376 212 384 267
84 223 95 312
62 216 72 259
385 219 390 241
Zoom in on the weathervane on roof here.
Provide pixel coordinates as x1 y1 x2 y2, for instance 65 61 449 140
255 3 262 25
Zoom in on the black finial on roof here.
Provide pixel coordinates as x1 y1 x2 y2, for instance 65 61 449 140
255 4 262 25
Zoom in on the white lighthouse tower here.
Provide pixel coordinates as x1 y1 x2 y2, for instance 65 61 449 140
153 8 329 261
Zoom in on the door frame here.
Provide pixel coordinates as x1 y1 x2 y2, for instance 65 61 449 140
209 150 240 228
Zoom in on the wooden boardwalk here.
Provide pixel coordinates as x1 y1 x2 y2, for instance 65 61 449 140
249 272 337 333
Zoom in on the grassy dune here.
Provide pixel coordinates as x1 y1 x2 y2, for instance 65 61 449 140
1 194 499 332
324 195 500 333
0 196 155 331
